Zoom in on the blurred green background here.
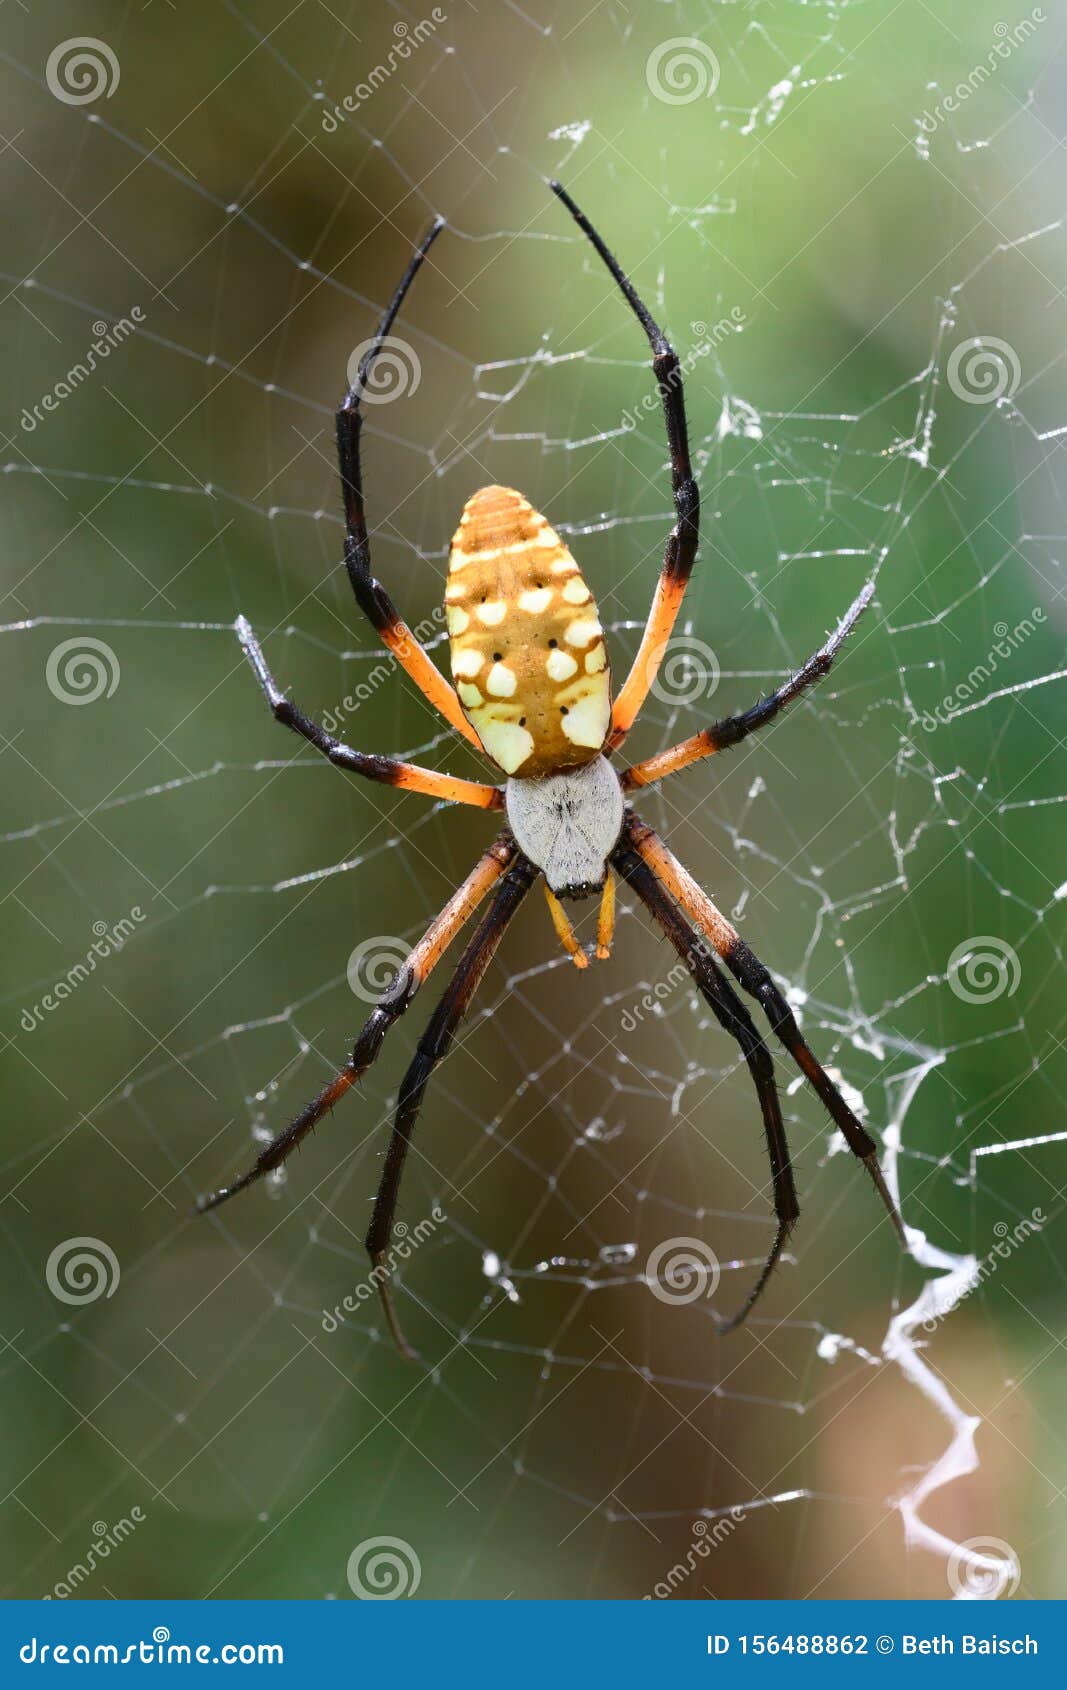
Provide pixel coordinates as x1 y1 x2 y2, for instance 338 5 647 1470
1 0 1065 1600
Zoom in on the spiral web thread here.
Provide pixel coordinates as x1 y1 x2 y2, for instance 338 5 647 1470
1 2 1065 1601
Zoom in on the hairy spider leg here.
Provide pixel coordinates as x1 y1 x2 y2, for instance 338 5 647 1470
235 617 503 809
366 853 539 1357
550 182 699 749
622 582 875 791
613 836 799 1331
336 217 484 751
194 837 517 1219
622 811 906 1245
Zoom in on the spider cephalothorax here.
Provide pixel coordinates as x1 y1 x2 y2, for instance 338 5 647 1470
197 183 906 1360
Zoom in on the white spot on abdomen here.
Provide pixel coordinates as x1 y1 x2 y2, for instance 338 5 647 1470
486 662 517 698
518 587 553 614
452 648 483 678
547 649 578 682
564 617 603 648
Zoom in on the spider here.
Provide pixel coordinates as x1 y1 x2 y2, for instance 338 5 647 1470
196 182 905 1356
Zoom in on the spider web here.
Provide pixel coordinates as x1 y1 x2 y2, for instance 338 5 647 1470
2 0 1065 1603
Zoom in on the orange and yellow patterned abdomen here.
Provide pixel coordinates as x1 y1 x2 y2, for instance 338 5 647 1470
446 486 611 778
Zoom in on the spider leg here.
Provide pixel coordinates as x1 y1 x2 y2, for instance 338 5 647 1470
595 872 615 961
622 811 906 1246
336 218 483 752
366 853 539 1358
543 883 590 969
193 835 517 1216
550 182 699 749
237 616 501 809
621 581 875 792
612 837 798 1332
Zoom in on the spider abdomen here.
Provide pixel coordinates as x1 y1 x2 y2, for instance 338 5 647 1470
446 485 611 777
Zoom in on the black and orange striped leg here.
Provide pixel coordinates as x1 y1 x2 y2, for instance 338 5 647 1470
612 838 799 1332
622 811 906 1246
365 853 539 1358
194 836 518 1220
237 617 501 809
550 182 699 749
621 581 875 792
336 220 483 752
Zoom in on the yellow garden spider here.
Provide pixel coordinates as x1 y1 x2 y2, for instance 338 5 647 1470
197 183 906 1355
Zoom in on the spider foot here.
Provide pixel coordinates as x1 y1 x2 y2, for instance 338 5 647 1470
712 1220 797 1336
372 1253 418 1362
863 1152 908 1247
